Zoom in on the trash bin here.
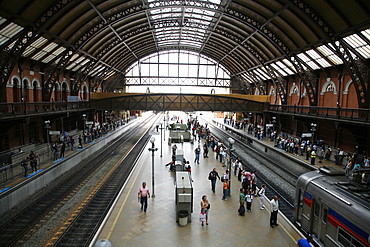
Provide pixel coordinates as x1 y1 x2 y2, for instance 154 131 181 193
178 210 189 226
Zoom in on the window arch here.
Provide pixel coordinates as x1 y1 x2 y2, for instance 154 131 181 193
320 78 337 95
289 83 299 96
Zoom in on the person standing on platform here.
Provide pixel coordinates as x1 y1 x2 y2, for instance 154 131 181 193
310 149 316 166
78 135 83 148
208 168 220 193
245 190 253 212
270 196 279 228
251 171 258 196
203 143 209 158
60 141 66 158
222 179 229 200
239 188 246 206
194 145 201 164
21 157 29 177
138 182 150 212
52 143 59 161
29 150 38 173
258 185 266 210
200 195 210 226
296 236 313 247
70 136 75 151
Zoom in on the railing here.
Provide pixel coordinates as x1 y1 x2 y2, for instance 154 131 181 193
0 101 90 118
268 105 370 122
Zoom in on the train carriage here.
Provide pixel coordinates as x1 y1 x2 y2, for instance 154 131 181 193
294 167 370 247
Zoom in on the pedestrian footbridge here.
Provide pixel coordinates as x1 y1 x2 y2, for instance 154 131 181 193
90 93 268 112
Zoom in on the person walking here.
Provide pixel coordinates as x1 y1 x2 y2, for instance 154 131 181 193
296 236 313 247
270 196 279 228
208 168 220 193
138 182 150 212
239 188 246 206
258 185 266 209
172 144 177 156
78 135 83 148
200 195 210 226
203 143 208 158
194 145 201 164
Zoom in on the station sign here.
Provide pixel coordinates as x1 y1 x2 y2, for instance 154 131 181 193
301 133 312 138
49 131 60 135
265 124 274 127
86 121 94 125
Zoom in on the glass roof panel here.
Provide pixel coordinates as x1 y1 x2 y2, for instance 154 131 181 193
0 21 24 46
22 36 48 57
31 42 58 60
344 31 370 59
270 63 288 76
317 44 343 65
41 46 66 63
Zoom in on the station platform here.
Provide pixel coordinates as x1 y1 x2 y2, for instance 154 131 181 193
95 136 305 246
212 118 342 170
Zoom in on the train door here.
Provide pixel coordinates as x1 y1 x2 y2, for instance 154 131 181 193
312 199 328 242
312 199 320 238
320 206 328 243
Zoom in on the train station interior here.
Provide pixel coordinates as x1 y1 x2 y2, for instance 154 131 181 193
0 1 370 246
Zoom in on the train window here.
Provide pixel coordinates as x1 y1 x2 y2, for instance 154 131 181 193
338 228 351 247
338 228 366 247
322 208 327 224
314 202 320 217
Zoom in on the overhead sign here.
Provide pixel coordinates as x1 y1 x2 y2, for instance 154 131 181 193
49 131 60 135
86 121 94 125
265 124 274 127
301 133 312 138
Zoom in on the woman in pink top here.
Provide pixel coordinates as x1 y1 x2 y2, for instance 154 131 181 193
138 182 150 212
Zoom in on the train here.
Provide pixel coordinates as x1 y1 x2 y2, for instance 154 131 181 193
294 166 370 247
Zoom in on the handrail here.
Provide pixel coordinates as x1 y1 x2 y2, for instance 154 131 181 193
268 105 370 122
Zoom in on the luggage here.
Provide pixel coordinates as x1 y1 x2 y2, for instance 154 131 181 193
238 205 245 216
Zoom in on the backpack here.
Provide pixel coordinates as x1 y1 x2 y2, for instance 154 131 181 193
221 174 226 182
238 204 245 216
208 172 214 180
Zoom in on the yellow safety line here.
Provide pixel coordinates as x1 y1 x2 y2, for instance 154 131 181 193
106 159 145 240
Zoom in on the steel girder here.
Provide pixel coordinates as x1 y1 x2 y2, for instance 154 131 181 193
90 93 265 112
292 0 370 108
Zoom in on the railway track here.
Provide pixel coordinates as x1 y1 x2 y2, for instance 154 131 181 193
205 119 313 221
0 114 161 247
51 118 157 246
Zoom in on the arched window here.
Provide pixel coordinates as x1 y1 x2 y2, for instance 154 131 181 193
326 83 334 92
13 78 20 102
62 82 68 101
293 86 299 94
22 79 28 102
33 81 38 102
54 83 61 101
83 85 88 100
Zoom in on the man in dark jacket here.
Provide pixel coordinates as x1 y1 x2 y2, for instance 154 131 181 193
208 168 220 193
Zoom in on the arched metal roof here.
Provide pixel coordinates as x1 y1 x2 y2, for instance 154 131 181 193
0 0 369 99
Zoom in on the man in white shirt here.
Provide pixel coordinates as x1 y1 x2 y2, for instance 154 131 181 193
270 196 279 228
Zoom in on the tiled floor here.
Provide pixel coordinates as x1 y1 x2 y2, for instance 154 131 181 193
96 135 304 247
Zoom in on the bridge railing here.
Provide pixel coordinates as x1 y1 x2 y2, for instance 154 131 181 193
0 101 90 119
268 105 370 122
